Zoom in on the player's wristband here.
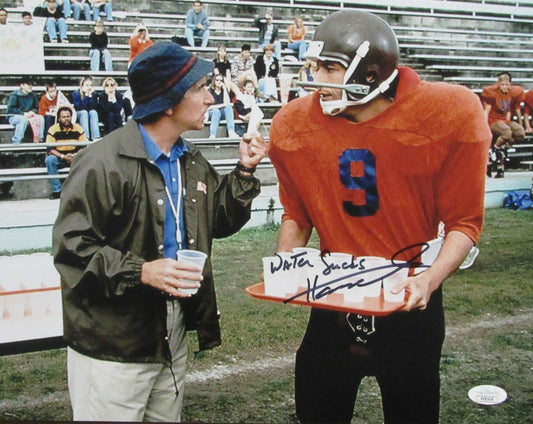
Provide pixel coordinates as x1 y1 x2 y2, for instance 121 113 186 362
236 161 256 174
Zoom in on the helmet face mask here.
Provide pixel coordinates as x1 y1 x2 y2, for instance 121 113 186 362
304 10 400 115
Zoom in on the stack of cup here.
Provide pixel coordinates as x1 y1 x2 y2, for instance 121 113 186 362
382 260 408 303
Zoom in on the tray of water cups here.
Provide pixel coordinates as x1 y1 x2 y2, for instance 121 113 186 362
246 248 413 316
0 253 63 344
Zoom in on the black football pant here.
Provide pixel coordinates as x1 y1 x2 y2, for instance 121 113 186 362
295 288 445 424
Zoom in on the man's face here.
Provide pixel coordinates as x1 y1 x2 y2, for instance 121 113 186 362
315 61 346 103
58 110 72 127
47 86 58 99
0 10 7 24
193 2 202 12
172 77 213 132
244 82 255 95
94 23 104 34
498 79 511 94
20 83 33 95
241 49 251 60
22 15 32 25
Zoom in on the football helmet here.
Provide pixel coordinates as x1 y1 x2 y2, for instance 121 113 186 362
304 10 400 115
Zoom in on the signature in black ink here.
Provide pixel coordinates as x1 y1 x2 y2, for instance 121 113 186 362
282 242 431 304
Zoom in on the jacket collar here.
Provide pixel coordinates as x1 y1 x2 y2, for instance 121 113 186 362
117 120 201 162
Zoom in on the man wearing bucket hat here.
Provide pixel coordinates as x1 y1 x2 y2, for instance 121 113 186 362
53 41 266 421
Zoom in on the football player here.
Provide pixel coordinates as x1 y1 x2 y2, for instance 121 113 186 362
268 10 491 424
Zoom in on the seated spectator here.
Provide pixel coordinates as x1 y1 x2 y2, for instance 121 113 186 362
70 0 91 21
234 79 264 134
129 24 153 64
185 1 209 48
7 77 44 143
254 44 279 102
90 0 113 21
287 16 307 60
524 90 533 133
0 8 7 25
72 76 100 140
231 44 257 88
254 12 281 60
22 11 32 25
97 77 131 134
213 44 231 83
42 0 68 43
39 81 59 135
298 58 317 97
89 20 113 71
207 75 238 139
45 105 86 199
482 72 525 178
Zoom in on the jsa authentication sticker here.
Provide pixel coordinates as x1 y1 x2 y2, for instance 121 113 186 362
468 385 507 405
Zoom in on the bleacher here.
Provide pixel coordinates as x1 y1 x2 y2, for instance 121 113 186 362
1 0 533 200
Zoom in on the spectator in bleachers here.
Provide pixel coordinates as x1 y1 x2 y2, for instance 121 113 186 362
72 76 100 140
45 105 86 199
7 77 45 143
234 79 264 134
42 0 69 43
39 81 59 135
207 75 238 139
298 58 317 98
231 44 257 88
89 20 113 71
22 11 33 25
0 8 7 25
213 44 231 83
129 24 153 64
70 0 91 21
185 1 209 48
524 90 533 133
254 12 281 60
97 77 132 134
90 0 113 22
481 72 525 178
287 16 307 60
254 43 279 102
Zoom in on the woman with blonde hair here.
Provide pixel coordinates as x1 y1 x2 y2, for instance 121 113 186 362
128 24 153 64
97 77 132 134
72 76 100 140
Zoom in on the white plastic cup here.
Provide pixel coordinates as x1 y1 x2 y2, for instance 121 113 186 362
383 262 408 303
413 238 443 275
177 249 207 295
357 256 387 298
262 256 287 298
279 74 293 105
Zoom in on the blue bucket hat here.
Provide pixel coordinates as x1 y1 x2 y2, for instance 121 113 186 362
128 41 214 120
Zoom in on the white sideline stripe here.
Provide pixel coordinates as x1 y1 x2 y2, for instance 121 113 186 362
0 309 532 411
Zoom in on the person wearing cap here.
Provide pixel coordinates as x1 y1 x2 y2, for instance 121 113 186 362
128 24 153 64
6 78 44 143
184 1 210 48
254 12 281 60
53 41 266 422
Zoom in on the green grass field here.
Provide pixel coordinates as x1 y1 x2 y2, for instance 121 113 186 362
0 208 531 423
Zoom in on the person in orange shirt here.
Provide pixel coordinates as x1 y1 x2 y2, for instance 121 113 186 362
287 16 307 60
481 72 525 177
128 24 153 64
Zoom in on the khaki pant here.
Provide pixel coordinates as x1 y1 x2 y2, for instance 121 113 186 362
67 300 188 422
491 120 525 145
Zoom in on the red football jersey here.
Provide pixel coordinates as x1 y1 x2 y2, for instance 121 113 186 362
481 84 525 124
269 67 491 261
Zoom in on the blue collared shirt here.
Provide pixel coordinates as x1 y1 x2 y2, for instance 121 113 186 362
139 123 188 259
